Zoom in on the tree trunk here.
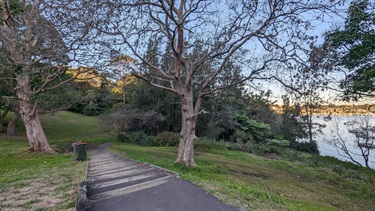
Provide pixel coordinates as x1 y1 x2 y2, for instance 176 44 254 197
175 92 198 167
16 73 53 153
7 109 21 136
0 108 9 133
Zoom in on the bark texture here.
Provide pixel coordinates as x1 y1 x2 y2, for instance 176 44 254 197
176 93 198 166
16 73 53 152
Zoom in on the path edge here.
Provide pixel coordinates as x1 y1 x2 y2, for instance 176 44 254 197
75 146 92 211
121 155 180 178
75 181 87 211
75 143 180 211
110 151 180 178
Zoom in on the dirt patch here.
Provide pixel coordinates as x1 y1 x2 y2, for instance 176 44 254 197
0 179 71 210
31 196 62 209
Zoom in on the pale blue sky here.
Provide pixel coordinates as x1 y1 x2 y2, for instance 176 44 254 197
250 2 366 105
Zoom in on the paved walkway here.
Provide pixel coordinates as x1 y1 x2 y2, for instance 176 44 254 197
85 144 239 211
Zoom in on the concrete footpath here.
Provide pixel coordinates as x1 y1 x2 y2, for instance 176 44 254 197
83 144 240 211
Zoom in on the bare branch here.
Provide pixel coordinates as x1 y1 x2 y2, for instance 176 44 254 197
131 73 178 94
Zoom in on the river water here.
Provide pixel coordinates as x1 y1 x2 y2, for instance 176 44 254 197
310 116 375 169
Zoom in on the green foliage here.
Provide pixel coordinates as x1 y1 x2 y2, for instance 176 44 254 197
225 141 255 153
266 139 290 147
33 86 79 113
194 137 227 151
117 131 155 146
229 130 250 143
246 91 282 134
154 131 180 147
289 140 319 154
324 0 375 100
232 112 271 143
279 96 319 153
99 106 166 136
69 85 115 116
124 80 181 132
204 122 222 140
280 96 308 142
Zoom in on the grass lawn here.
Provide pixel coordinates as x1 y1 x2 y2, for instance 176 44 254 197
1 111 374 211
0 111 111 210
111 143 375 211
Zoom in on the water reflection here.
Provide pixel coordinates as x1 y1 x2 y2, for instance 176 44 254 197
312 116 375 169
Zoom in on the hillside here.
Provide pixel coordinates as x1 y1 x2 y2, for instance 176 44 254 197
0 111 374 210
111 143 375 210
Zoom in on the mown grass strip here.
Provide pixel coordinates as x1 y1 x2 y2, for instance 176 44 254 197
111 143 375 211
0 111 111 210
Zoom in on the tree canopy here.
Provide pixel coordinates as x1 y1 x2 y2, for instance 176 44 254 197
324 0 375 100
79 0 342 166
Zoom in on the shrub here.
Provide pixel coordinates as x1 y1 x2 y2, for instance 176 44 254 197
99 108 166 136
195 137 227 151
116 131 155 146
266 139 290 147
226 141 254 153
205 122 222 140
225 140 286 156
154 132 180 147
117 132 128 142
290 140 319 154
233 112 271 143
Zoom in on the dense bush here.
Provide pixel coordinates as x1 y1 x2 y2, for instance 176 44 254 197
232 112 271 143
290 140 319 154
154 132 180 147
99 107 166 136
117 131 155 146
226 141 255 153
224 138 293 156
69 88 115 116
266 139 290 147
194 137 227 151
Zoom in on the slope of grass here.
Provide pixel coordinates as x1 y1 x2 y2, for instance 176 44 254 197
2 111 374 210
111 143 375 211
0 111 112 210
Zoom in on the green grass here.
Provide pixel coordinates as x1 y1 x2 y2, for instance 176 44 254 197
111 144 375 211
1 111 375 210
0 111 112 210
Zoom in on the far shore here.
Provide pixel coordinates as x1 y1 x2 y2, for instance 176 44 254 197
312 113 375 117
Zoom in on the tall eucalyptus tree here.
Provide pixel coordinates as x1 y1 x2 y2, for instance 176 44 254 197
0 0 94 152
85 0 342 166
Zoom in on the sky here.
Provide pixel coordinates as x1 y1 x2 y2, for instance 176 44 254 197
250 1 373 106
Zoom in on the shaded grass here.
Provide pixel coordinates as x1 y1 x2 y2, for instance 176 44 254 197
0 111 112 210
111 143 375 211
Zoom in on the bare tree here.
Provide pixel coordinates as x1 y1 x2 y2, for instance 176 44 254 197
0 0 94 152
85 0 341 166
328 117 374 168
